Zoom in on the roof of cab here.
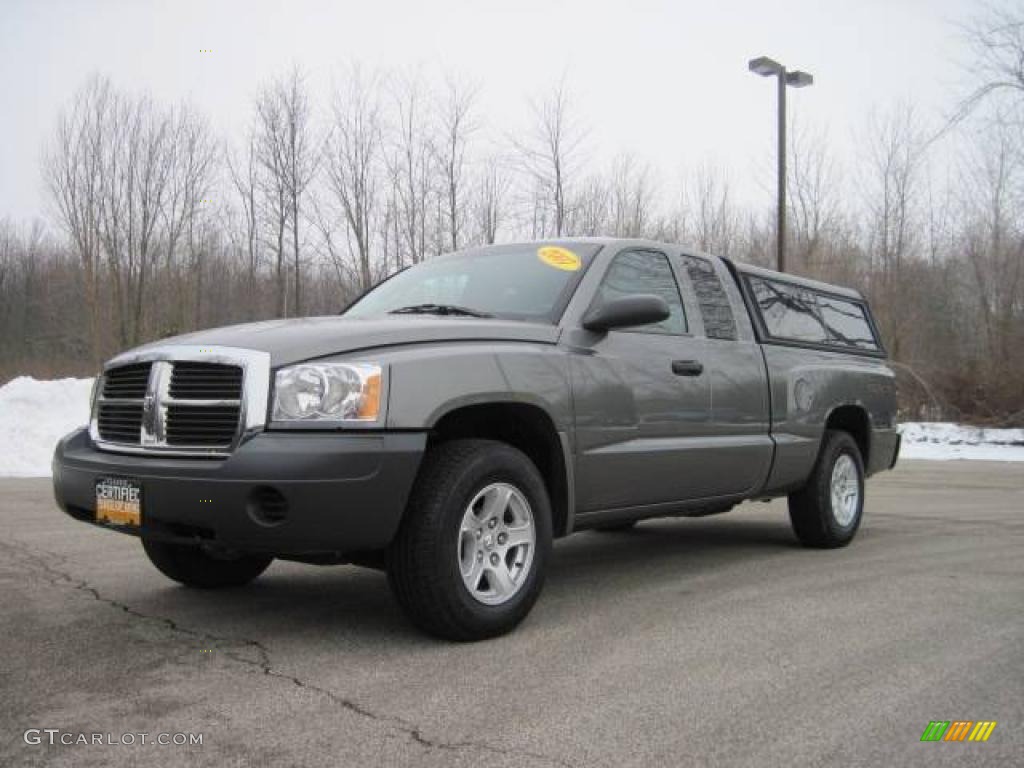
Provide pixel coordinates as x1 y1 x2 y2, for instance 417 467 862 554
468 238 865 300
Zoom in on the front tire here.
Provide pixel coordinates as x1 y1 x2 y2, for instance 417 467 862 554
388 439 552 641
142 539 273 588
788 430 865 548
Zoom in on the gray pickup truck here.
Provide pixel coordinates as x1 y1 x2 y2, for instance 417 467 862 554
53 239 899 640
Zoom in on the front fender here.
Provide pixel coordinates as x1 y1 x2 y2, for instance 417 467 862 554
381 342 573 431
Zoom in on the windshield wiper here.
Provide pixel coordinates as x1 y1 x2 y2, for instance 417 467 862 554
388 303 493 318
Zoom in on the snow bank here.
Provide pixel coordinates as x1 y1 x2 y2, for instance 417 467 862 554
1 376 1023 476
898 422 1024 462
0 376 94 477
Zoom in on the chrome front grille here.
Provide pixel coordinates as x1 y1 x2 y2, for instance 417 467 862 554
102 362 152 399
89 346 270 458
165 362 243 446
169 361 243 400
97 402 145 443
166 404 242 446
96 362 152 443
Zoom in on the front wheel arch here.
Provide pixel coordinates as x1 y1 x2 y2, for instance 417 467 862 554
424 401 572 537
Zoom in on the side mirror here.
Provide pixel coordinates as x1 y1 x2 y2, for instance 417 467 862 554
582 294 670 332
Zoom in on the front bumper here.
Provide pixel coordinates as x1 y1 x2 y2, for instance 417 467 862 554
52 428 426 555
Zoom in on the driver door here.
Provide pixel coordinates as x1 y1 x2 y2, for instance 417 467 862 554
571 248 712 512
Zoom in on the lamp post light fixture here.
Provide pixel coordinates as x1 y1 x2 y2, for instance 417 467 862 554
748 56 813 273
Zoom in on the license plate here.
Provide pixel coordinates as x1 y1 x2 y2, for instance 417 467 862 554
95 477 142 527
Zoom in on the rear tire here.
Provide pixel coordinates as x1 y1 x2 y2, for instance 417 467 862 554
388 439 552 641
142 539 272 588
788 430 865 548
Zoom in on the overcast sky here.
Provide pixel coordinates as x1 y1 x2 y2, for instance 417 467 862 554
1 0 977 224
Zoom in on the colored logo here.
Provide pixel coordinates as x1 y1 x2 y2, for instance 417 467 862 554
537 246 581 272
920 721 997 742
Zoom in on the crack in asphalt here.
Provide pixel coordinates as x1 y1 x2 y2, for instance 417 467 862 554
0 538 576 768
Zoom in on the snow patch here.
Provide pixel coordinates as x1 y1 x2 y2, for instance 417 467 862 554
0 376 94 477
898 422 1024 462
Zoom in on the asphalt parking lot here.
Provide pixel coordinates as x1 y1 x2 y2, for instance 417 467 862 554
1 460 1021 767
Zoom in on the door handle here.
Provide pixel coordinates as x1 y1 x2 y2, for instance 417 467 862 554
671 360 704 377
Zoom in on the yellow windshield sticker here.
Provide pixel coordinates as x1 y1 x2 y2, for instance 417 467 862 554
537 246 581 272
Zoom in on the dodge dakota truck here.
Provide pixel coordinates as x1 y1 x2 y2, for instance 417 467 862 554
53 239 900 640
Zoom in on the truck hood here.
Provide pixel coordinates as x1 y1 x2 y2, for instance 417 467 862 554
124 315 561 367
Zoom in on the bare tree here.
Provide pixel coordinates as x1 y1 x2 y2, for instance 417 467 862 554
860 103 929 359
573 174 609 236
0 219 19 358
253 84 290 315
226 131 262 318
95 90 180 348
376 184 402 275
435 76 478 250
609 154 656 237
513 78 587 237
959 121 1024 371
162 106 218 332
323 67 385 291
472 155 511 244
43 75 111 364
385 74 433 266
44 77 219 351
279 68 316 315
788 118 841 272
251 70 316 316
684 163 740 257
953 4 1024 125
923 163 957 267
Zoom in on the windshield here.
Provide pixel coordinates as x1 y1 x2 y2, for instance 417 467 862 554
343 243 598 323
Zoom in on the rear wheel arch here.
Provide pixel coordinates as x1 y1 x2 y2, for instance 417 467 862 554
823 403 871 468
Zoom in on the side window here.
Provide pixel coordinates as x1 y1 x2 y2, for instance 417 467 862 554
816 294 880 351
680 255 737 340
748 275 881 351
595 250 687 335
749 277 827 343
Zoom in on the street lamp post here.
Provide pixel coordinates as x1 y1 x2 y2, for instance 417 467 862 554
748 56 813 273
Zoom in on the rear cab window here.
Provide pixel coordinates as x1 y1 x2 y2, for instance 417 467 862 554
680 254 737 340
745 275 882 354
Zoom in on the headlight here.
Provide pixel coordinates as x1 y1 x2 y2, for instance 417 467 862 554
271 362 383 424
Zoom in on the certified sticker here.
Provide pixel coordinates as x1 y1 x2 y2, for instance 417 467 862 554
537 246 581 272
